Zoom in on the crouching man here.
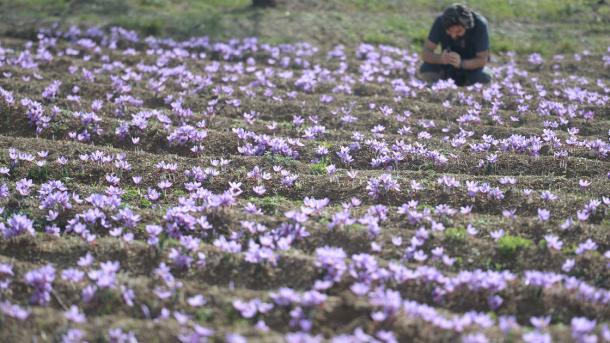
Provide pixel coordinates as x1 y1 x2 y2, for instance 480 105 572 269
418 3 492 86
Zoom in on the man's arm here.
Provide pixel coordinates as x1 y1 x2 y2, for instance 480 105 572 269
422 39 448 65
461 50 488 70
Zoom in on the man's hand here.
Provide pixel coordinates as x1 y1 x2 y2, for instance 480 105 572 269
446 51 461 68
440 50 452 65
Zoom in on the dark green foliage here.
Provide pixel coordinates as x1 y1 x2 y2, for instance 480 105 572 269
27 165 50 182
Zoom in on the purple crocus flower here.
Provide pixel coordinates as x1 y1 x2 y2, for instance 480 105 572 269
0 301 30 320
1 213 35 238
24 265 55 305
64 305 86 323
16 178 33 196
537 208 550 222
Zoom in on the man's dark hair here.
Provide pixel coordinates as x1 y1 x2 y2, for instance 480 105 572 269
441 3 474 30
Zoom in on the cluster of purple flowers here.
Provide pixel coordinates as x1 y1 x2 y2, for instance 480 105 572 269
0 21 608 343
233 298 273 319
0 301 29 320
366 173 400 199
167 124 208 151
314 246 347 286
1 213 35 238
24 264 55 305
38 180 72 219
233 127 302 158
20 98 52 134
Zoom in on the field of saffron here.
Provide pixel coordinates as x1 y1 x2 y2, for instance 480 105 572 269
0 1 609 342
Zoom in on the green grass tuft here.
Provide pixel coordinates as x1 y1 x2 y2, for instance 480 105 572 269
444 227 467 244
497 235 533 257
309 158 329 175
27 165 50 182
263 152 297 167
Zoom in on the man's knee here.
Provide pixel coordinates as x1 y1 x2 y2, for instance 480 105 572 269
466 69 491 85
419 71 442 84
418 63 444 84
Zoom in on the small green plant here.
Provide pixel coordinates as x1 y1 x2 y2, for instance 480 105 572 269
27 165 50 182
537 239 548 250
444 227 467 244
278 121 293 130
195 307 214 322
497 235 533 257
172 189 187 197
234 166 248 178
159 237 180 251
96 288 119 315
344 223 366 232
561 244 577 255
417 203 435 211
121 187 140 203
309 158 329 175
140 198 153 208
318 217 330 226
485 258 506 271
249 195 289 214
263 152 297 167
